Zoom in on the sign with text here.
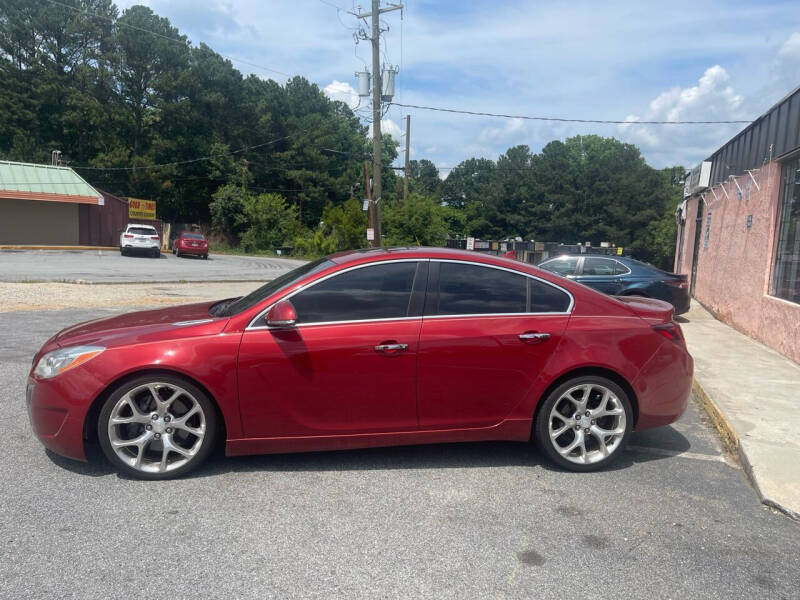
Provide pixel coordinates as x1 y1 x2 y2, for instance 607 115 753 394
466 237 475 250
366 227 375 241
128 198 156 220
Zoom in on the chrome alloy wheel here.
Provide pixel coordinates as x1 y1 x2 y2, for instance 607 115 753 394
107 382 206 474
548 383 626 465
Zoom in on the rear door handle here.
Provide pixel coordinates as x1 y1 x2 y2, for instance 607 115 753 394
519 332 550 343
375 343 408 354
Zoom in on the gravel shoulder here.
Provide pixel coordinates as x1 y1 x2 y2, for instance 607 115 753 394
0 281 258 312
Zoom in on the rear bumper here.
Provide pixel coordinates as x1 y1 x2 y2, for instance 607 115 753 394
632 340 693 430
670 288 691 316
122 243 159 251
177 246 207 255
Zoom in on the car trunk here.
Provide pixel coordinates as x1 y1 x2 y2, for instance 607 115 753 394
613 295 674 323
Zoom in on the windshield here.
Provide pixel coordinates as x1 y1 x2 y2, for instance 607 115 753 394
221 258 334 316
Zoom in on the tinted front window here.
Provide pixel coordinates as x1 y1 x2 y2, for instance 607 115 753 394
437 263 527 315
541 257 579 276
582 257 616 276
224 258 334 316
292 262 418 323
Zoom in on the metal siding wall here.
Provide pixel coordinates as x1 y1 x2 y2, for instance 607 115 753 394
707 88 800 185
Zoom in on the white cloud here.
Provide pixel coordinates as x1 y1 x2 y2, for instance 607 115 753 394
380 118 403 140
478 118 528 144
618 65 746 167
323 80 359 109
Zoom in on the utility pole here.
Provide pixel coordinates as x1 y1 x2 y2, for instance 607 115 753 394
363 160 374 246
353 1 402 246
403 114 410 203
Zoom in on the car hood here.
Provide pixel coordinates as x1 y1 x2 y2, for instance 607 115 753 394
54 301 229 348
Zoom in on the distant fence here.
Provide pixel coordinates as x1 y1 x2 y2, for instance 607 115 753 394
445 239 625 265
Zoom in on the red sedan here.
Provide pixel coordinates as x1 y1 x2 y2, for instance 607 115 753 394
27 248 692 479
172 231 208 259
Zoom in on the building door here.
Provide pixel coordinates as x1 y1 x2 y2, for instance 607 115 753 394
690 197 705 295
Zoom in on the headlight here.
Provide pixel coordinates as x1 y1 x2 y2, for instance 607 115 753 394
33 346 105 379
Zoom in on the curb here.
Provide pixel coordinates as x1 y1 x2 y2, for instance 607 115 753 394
693 376 799 521
0 245 119 251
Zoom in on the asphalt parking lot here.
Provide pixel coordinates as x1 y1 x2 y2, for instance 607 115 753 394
2 307 799 599
0 249 305 283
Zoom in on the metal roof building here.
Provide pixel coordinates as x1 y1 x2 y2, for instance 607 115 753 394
0 160 104 245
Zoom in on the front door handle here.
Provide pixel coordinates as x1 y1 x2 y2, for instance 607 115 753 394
519 332 550 344
375 342 408 354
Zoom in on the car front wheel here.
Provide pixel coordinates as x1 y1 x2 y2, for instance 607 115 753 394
534 376 632 471
98 375 217 479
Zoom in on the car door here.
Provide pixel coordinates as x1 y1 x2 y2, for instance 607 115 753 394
416 261 572 429
237 260 427 438
576 256 625 295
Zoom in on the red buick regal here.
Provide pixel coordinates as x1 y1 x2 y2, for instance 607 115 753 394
27 248 693 479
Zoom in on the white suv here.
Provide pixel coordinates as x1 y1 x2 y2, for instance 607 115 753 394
120 224 161 258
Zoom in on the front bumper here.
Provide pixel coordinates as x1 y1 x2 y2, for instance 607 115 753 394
27 370 105 462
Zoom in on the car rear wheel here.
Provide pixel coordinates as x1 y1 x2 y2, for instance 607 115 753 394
534 376 632 472
98 375 217 480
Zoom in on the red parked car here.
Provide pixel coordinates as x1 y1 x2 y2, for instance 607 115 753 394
172 231 208 259
27 248 692 479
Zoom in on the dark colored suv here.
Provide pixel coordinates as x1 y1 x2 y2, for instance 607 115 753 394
538 254 691 315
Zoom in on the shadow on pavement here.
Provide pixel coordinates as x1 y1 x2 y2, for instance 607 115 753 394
46 424 698 480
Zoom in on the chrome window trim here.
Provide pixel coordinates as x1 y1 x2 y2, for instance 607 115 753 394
432 259 575 314
245 256 574 331
246 258 426 330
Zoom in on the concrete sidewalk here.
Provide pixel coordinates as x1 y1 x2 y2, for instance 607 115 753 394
680 300 800 520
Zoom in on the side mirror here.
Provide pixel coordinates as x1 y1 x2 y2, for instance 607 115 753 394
266 299 297 328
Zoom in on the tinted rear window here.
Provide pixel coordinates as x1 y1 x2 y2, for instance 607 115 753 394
182 233 204 240
436 262 571 315
128 227 156 235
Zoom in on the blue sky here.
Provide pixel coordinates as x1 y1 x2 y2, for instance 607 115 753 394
117 0 800 174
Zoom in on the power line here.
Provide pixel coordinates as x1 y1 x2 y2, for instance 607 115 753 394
43 0 291 78
68 134 297 172
388 102 752 125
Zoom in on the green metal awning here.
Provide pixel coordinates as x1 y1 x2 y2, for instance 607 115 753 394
0 160 103 204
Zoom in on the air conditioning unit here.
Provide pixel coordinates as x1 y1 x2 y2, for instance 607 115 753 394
683 161 712 198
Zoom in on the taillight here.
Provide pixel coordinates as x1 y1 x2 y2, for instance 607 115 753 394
150 236 160 240
653 322 685 345
123 234 133 238
665 279 689 289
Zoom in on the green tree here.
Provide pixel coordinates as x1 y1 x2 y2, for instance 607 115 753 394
383 193 449 247
240 192 299 252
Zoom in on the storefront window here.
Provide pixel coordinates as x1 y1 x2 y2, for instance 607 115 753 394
773 158 800 304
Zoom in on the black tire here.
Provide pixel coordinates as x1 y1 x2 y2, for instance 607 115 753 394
153 249 161 258
120 247 126 256
203 254 208 260
97 374 218 480
534 375 632 472
175 249 181 258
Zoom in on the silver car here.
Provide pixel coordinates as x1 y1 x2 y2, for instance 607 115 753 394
120 224 161 258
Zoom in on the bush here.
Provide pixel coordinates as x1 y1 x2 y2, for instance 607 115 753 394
240 193 300 252
209 184 247 244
